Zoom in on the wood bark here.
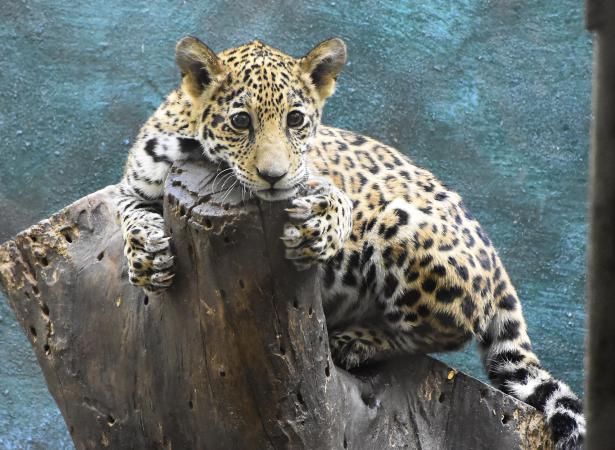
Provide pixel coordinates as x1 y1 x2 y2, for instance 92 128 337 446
0 159 553 449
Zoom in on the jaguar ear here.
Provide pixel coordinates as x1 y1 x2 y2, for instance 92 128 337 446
300 38 347 100
175 36 226 99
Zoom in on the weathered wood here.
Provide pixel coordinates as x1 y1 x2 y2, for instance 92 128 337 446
0 159 552 449
586 1 615 448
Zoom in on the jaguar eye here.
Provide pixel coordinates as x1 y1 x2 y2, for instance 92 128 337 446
287 111 305 128
230 112 251 130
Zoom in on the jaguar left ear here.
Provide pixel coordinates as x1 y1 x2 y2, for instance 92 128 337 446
175 36 226 99
300 38 347 100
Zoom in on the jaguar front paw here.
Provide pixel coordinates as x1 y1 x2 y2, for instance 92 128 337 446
124 217 175 292
281 179 352 270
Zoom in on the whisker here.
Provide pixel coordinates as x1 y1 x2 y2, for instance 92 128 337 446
210 167 234 191
221 180 239 204
220 173 237 191
199 169 220 189
212 172 234 192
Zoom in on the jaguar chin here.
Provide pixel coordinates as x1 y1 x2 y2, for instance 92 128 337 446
253 186 299 202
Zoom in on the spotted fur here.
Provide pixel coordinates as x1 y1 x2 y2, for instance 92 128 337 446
115 37 584 448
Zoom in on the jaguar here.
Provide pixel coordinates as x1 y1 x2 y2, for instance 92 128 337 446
114 36 584 449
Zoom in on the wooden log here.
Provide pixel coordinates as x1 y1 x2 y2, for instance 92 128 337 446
0 159 553 449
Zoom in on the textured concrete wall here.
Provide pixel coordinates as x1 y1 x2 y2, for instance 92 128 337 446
0 0 590 448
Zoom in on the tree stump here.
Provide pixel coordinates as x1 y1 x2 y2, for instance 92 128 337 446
0 159 553 449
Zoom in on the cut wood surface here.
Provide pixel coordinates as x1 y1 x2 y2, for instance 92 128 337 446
0 159 553 449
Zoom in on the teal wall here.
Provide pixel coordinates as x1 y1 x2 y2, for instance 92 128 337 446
0 1 591 448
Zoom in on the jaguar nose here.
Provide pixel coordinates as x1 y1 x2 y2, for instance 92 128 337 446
256 168 287 187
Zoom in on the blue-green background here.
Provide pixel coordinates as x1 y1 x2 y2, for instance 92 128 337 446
0 1 590 448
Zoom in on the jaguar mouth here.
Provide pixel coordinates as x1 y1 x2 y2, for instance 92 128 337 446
253 186 298 202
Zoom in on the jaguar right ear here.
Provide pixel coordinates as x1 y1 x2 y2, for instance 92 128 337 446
175 36 226 99
300 38 347 100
